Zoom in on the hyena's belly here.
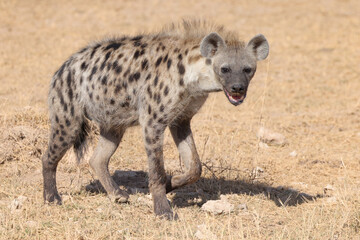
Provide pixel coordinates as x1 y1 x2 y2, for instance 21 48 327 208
82 92 140 128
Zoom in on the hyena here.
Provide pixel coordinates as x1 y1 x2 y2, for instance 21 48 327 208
42 20 269 220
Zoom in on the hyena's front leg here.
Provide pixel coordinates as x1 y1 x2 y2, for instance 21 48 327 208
142 120 177 220
166 119 201 193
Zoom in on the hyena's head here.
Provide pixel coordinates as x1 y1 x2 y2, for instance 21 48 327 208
200 33 269 106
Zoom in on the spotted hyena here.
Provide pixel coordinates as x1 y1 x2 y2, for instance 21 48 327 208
42 20 269 220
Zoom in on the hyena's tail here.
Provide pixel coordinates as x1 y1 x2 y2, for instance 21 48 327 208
73 119 91 163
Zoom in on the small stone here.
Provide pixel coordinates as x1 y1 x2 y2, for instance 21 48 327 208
128 187 148 194
137 196 153 208
289 150 297 157
9 196 27 211
259 142 269 149
324 185 335 196
201 199 234 215
257 127 288 146
326 196 337 204
25 221 37 228
195 224 217 240
251 166 264 179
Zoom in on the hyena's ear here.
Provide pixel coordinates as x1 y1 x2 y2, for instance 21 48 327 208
200 32 226 58
246 34 269 61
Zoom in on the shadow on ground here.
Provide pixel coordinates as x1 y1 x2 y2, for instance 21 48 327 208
85 170 322 208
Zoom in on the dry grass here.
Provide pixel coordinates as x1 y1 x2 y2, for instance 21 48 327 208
1 0 360 239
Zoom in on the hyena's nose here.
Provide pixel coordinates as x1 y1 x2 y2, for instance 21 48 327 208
231 84 246 93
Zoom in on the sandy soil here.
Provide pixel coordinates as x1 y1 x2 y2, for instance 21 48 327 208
0 0 360 239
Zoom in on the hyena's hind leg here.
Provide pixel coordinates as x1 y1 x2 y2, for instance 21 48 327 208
89 128 129 203
42 116 88 204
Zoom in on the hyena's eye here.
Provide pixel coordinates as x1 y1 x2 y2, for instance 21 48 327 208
243 67 252 74
221 67 231 74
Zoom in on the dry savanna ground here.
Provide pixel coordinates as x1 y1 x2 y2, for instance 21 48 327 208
1 0 360 239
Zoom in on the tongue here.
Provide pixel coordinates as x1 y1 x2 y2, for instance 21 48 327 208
231 95 243 101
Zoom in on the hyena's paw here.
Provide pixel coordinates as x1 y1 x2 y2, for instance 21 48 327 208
108 189 129 203
44 191 62 205
153 195 178 220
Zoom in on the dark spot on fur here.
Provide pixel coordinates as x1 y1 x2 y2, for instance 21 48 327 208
147 86 153 98
121 102 129 108
118 53 124 59
156 94 161 104
81 62 88 70
154 76 158 86
153 112 157 120
206 58 212 65
96 95 100 100
101 76 108 85
115 84 122 94
147 118 153 126
115 65 122 74
158 117 165 124
131 35 143 41
133 50 140 59
90 44 101 59
141 43 148 49
89 66 97 81
68 88 73 101
179 78 184 86
55 115 59 123
159 82 163 90
185 49 189 55
61 130 66 136
140 49 145 55
178 54 183 60
110 99 115 105
160 105 165 112
145 136 151 144
105 42 122 51
70 106 74 116
178 62 185 75
164 86 169 96
65 119 71 126
167 59 172 69
133 72 141 81
148 105 152 114
59 136 64 142
163 54 168 63
123 68 130 78
128 74 134 83
103 88 108 94
155 56 163 67
146 73 151 81
122 81 128 89
141 59 148 70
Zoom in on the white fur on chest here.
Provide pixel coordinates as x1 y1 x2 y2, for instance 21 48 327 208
184 60 222 94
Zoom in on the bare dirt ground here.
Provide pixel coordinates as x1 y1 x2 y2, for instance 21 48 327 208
0 0 360 239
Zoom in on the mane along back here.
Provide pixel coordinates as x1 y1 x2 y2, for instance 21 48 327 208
160 19 244 48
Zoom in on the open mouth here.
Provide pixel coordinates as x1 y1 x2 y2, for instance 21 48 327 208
223 88 246 106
